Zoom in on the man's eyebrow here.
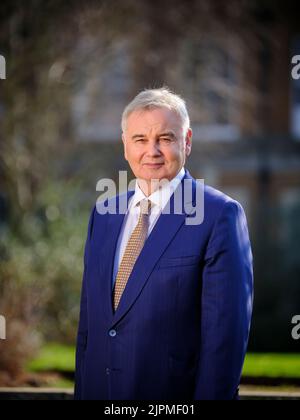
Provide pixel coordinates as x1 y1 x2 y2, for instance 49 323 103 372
131 132 176 140
158 132 176 138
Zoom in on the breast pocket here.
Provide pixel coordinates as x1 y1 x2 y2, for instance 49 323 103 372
158 255 200 269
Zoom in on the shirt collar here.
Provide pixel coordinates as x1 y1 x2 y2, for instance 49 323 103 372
130 167 186 212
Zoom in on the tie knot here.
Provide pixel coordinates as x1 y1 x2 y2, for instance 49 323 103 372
139 199 152 215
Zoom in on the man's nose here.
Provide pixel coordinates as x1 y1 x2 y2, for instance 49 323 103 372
147 141 162 156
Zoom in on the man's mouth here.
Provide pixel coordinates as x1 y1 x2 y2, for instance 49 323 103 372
143 163 164 168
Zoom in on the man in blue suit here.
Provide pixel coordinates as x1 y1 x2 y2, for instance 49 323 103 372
75 87 253 400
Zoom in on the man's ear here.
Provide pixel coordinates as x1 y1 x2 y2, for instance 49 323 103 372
122 133 128 161
185 128 193 157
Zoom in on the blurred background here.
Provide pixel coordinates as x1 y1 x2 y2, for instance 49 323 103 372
0 0 300 393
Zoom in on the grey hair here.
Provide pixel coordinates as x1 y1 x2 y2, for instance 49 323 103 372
121 87 190 135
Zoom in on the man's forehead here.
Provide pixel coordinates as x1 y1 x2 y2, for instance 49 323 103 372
127 108 181 132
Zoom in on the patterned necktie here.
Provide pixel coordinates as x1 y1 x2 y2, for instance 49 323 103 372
113 199 152 312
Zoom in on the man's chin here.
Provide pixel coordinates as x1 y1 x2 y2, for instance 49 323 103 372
139 168 169 182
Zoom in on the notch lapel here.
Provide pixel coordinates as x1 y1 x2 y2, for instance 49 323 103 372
98 170 196 326
111 170 195 326
98 190 134 322
111 208 187 326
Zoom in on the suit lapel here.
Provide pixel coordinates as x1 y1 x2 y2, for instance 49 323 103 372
111 170 195 326
111 208 187 326
98 190 134 322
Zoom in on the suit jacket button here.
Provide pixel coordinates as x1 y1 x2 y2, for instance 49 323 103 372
106 368 110 375
109 329 117 337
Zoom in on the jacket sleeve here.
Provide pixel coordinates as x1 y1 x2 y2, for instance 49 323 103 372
74 206 96 400
194 200 254 400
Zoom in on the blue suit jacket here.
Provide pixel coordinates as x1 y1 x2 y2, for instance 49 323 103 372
75 170 253 400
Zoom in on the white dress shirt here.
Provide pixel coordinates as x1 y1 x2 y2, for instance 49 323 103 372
112 167 186 288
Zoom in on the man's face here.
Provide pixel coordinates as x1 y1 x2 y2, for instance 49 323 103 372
122 107 192 184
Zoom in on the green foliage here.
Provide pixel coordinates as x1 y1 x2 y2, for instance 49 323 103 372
33 182 90 343
0 180 91 347
243 354 300 379
27 343 75 373
27 344 300 382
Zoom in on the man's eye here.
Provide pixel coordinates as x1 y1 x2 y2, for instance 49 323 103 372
161 138 172 142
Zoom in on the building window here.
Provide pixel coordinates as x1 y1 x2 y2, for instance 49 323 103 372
72 39 132 142
177 36 240 142
279 189 300 267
